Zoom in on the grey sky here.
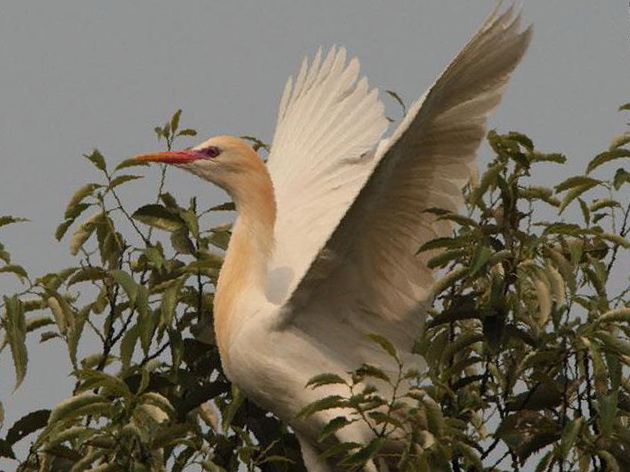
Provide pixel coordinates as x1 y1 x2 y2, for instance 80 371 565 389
1 1 629 469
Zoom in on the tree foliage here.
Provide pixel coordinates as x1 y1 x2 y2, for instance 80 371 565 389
1 103 629 471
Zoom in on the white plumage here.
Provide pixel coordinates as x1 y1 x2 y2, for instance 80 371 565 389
134 6 531 471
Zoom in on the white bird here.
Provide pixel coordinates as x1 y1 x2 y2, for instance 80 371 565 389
134 6 531 471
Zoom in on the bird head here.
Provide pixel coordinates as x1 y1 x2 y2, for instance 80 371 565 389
132 135 269 197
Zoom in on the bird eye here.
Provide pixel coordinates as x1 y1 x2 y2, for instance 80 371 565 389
202 146 221 158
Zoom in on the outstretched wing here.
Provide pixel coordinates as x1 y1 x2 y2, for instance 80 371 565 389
265 47 389 304
281 6 532 359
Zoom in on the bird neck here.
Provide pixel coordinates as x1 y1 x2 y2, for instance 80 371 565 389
214 169 276 362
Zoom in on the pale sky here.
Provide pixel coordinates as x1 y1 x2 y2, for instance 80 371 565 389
1 1 629 470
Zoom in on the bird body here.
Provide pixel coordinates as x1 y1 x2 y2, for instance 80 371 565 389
134 6 532 470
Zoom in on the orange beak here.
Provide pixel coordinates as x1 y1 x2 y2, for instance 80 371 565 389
132 150 202 164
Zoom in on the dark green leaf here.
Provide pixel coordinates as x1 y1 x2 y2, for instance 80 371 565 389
84 149 107 171
115 157 150 171
0 265 28 281
530 152 566 164
609 132 630 150
171 229 196 255
6 409 50 445
340 437 384 467
67 266 107 287
469 245 493 276
109 269 139 304
306 373 346 389
355 364 390 382
496 411 560 462
555 175 601 192
318 416 352 443
297 395 345 419
587 149 630 174
132 204 184 232
613 168 630 190
64 184 100 219
75 370 132 398
0 439 15 459
170 109 182 134
4 296 28 389
55 219 74 241
177 128 197 137
107 174 143 190
558 183 599 213
365 333 398 359
0 216 28 228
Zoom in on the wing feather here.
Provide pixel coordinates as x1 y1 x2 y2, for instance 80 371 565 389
281 6 532 361
266 47 389 303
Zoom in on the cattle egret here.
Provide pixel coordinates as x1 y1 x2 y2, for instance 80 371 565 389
134 6 531 471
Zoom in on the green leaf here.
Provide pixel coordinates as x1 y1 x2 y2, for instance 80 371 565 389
365 333 398 359
160 277 185 326
436 213 479 228
140 391 176 419
530 152 566 164
297 395 345 419
4 296 28 389
75 370 132 398
107 174 142 190
64 184 100 219
177 128 197 137
171 229 196 255
597 450 620 472
613 168 630 190
598 232 630 249
306 373 346 389
84 149 107 171
67 266 107 286
47 393 109 424
496 411 561 462
55 219 74 241
558 183 600 213
0 264 28 282
598 307 630 324
590 198 621 212
598 393 617 436
609 132 630 150
341 438 384 467
137 286 152 354
109 269 139 304
170 109 182 134
318 416 352 443
469 245 493 276
115 158 150 171
46 296 70 335
506 131 534 151
0 216 28 228
0 439 15 459
355 364 390 383
587 149 630 174
69 212 104 255
209 202 236 211
120 324 139 370
132 204 184 232
555 175 601 192
618 102 630 111
5 409 50 445
179 210 199 238
221 386 245 430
